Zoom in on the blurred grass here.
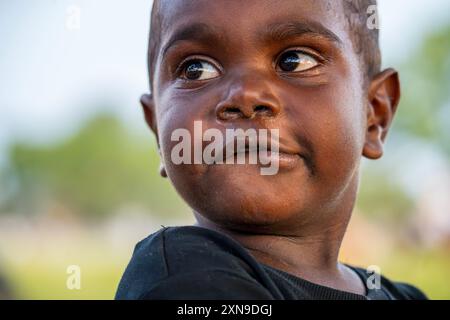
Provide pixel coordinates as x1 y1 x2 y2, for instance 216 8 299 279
379 249 450 300
1 237 130 299
5 261 126 300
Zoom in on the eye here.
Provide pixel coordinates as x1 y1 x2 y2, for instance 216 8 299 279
277 51 319 72
179 59 220 80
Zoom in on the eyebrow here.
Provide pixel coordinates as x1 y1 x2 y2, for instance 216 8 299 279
259 20 343 45
161 23 224 56
161 19 342 57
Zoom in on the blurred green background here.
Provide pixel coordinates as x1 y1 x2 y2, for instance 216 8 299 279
0 0 449 299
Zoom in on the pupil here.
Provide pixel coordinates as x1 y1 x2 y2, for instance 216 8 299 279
279 52 299 72
185 61 203 79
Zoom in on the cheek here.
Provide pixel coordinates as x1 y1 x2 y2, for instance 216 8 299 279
286 82 366 192
156 89 212 165
155 89 224 193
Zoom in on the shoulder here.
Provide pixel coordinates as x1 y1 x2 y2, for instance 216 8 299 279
115 226 275 299
349 265 428 300
390 282 428 300
130 225 258 276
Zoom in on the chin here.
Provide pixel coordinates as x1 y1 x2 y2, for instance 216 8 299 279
168 163 313 231
193 186 307 233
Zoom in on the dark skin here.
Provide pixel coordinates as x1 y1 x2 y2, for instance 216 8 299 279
141 0 400 295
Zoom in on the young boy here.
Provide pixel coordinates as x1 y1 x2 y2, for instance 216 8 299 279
116 0 427 299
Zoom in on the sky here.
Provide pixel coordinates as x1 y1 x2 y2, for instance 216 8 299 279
1 0 450 159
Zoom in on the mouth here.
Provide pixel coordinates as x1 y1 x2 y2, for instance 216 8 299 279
218 136 303 170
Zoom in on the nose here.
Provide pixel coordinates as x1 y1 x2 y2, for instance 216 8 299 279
215 75 281 121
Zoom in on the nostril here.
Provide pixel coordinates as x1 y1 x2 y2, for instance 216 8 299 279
217 102 279 121
227 107 241 114
254 105 272 115
217 106 243 120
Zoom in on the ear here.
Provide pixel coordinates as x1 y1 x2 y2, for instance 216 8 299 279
362 68 401 160
141 93 167 178
140 93 159 144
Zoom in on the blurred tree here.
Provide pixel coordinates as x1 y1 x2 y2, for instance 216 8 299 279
0 266 13 300
1 113 188 219
357 25 450 220
356 164 415 221
395 25 450 155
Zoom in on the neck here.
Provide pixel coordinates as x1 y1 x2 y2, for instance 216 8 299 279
195 213 346 276
193 178 365 294
195 214 364 295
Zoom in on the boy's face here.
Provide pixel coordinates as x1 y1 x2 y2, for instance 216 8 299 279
144 0 400 233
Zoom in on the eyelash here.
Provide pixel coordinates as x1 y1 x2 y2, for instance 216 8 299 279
278 47 327 66
174 48 327 80
175 55 222 79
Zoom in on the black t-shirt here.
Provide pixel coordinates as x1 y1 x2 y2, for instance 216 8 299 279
115 226 427 300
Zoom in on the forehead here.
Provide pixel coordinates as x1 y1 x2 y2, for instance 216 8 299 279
157 0 349 46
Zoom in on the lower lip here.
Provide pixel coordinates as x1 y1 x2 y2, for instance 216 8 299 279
259 151 302 170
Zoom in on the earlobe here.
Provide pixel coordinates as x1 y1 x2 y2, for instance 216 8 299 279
159 164 167 178
363 68 401 160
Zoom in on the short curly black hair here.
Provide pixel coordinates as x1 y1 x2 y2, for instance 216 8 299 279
147 0 381 90
343 0 381 80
